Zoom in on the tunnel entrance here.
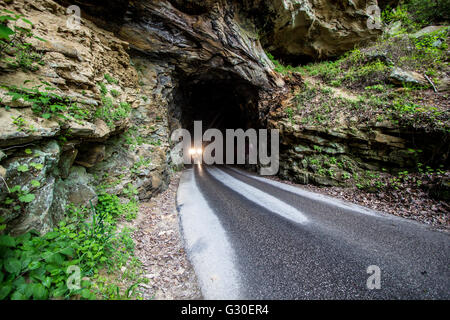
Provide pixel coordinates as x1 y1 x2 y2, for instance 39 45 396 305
175 76 261 132
170 71 263 166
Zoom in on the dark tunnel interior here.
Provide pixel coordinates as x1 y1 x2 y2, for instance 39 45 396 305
171 71 262 166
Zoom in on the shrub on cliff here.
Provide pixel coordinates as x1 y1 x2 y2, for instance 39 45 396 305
407 0 450 24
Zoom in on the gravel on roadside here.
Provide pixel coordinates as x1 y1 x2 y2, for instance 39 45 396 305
130 172 202 300
266 174 449 232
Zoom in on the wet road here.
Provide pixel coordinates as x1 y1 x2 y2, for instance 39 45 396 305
176 165 450 299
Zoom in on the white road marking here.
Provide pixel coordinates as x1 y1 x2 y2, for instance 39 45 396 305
208 167 309 224
227 167 384 218
177 168 242 299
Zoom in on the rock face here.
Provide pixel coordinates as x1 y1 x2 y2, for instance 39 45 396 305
0 0 384 234
389 67 427 86
0 0 171 234
59 0 382 79
0 108 60 146
117 0 281 89
269 104 449 188
244 0 382 61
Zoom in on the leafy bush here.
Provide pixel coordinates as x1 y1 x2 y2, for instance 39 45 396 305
407 0 450 24
0 191 141 300
412 28 449 56
96 193 123 218
383 1 450 30
0 202 105 300
95 83 131 128
382 4 414 27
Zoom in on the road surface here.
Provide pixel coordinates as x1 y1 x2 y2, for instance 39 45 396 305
176 165 450 299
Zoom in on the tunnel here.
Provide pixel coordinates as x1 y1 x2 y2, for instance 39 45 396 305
170 70 263 166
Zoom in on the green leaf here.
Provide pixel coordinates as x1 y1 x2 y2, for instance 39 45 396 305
46 253 64 266
20 18 33 26
80 288 91 299
42 277 52 288
42 113 51 119
0 284 12 300
17 164 29 172
0 16 16 22
16 232 31 244
20 255 31 268
30 180 40 187
4 258 21 275
29 267 45 282
0 25 14 40
30 163 44 170
32 283 48 300
2 10 17 15
52 284 67 298
19 193 35 203
9 185 21 193
15 281 33 299
60 247 74 257
12 276 25 287
25 148 33 155
23 284 34 299
10 290 26 300
0 235 15 247
44 231 59 240
33 36 46 42
13 26 31 34
28 261 41 271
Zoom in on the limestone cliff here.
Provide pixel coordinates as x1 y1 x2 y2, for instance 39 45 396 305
0 0 404 234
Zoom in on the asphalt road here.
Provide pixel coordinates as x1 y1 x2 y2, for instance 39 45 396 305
176 165 450 299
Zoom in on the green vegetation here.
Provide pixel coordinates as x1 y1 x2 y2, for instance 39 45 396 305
131 156 151 176
123 127 146 151
110 89 120 98
273 2 449 133
0 10 149 302
0 10 45 71
382 4 418 32
270 1 449 197
266 52 300 75
0 190 145 300
104 74 118 85
297 151 446 194
1 81 92 123
95 82 131 128
0 78 130 131
382 0 450 31
291 80 449 131
412 27 448 59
